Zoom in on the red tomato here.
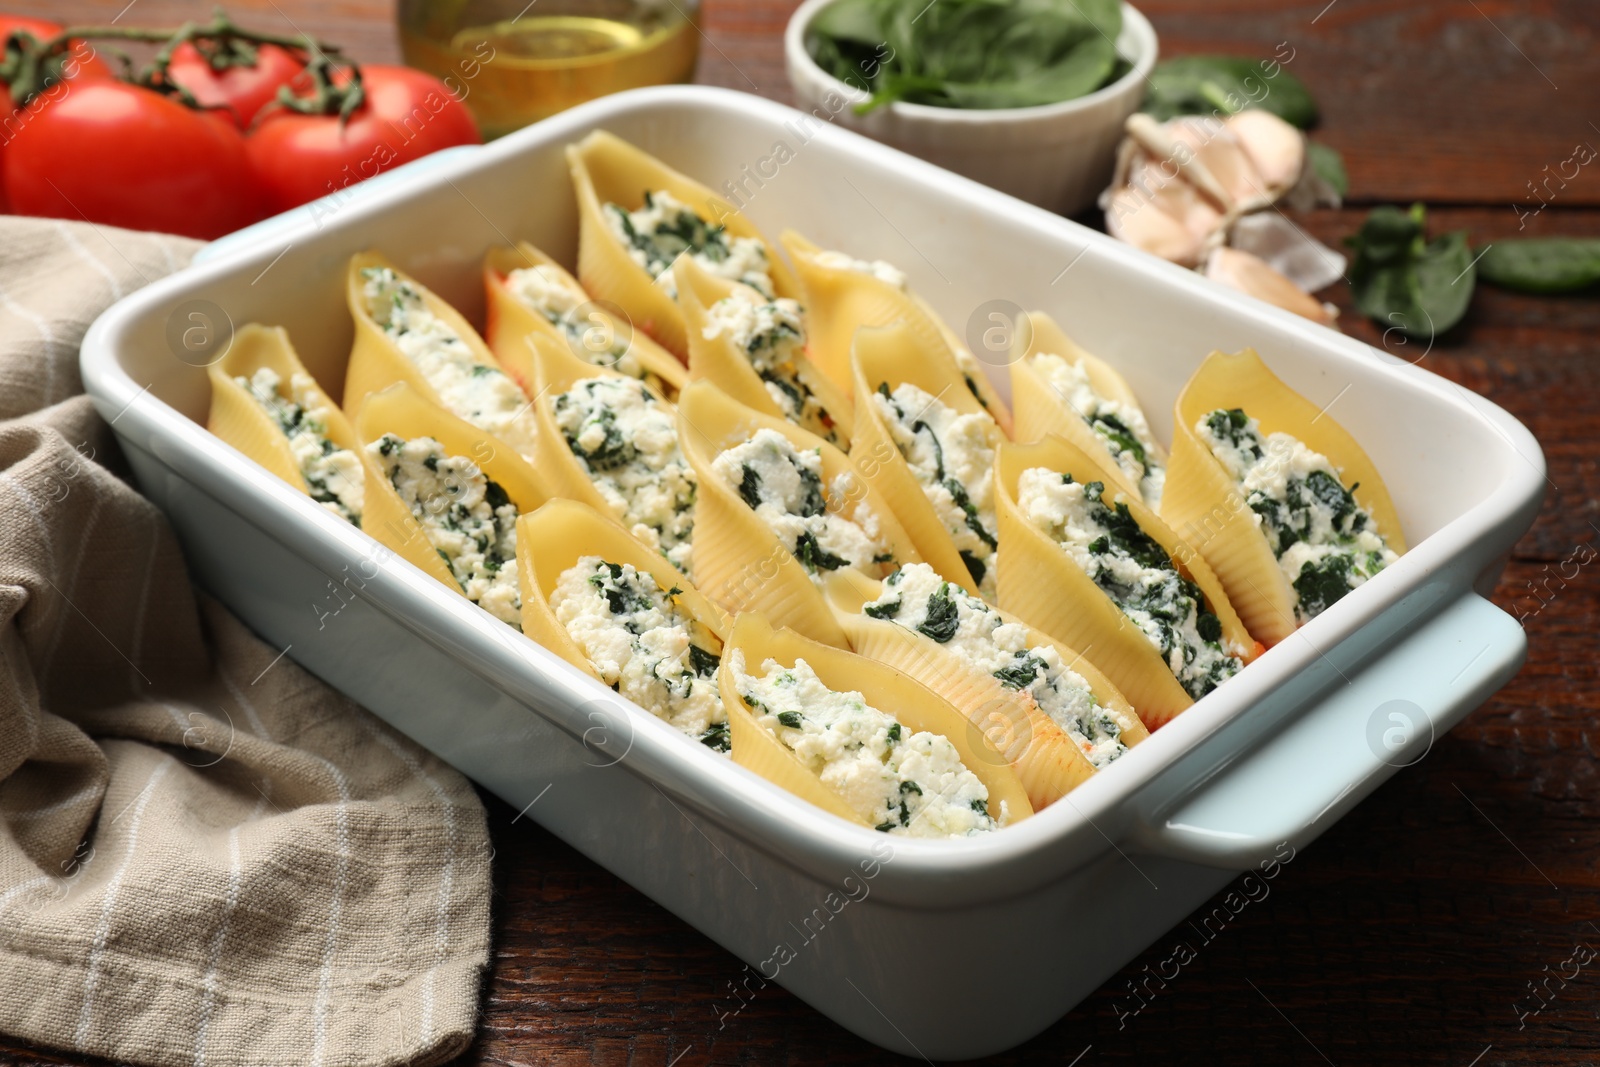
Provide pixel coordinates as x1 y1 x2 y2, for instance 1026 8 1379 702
168 41 306 130
5 81 264 239
0 18 113 212
247 64 480 213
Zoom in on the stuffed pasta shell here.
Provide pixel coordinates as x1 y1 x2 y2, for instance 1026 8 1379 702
483 241 686 401
207 323 364 526
353 382 545 629
518 498 731 751
996 434 1256 727
522 331 699 578
849 320 1004 600
722 613 1032 837
1010 311 1167 509
675 254 851 448
826 565 1146 809
345 251 542 464
676 380 919 647
780 229 1013 436
567 130 798 359
1162 348 1407 645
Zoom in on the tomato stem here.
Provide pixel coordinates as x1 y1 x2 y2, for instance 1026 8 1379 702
46 9 340 56
267 49 366 124
0 7 346 108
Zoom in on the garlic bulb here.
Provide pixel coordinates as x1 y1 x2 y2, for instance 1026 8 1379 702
1101 108 1344 319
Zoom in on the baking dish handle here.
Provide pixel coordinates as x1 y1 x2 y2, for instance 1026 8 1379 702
1131 591 1525 870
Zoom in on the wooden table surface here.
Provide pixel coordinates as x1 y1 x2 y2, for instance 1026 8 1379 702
4 1 1598 1065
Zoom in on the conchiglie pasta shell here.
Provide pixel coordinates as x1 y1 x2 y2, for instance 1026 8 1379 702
823 569 1146 810
567 130 798 360
1162 348 1407 646
524 328 667 513
675 255 853 448
995 434 1254 729
353 381 545 591
848 320 995 597
516 497 728 682
720 612 1033 829
482 242 686 402
207 324 359 493
343 250 506 420
675 379 921 648
780 229 1013 436
1010 311 1166 502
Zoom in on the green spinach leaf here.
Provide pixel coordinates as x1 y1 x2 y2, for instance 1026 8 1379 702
1476 238 1600 294
1306 141 1348 198
805 0 1126 112
1346 204 1474 339
1141 55 1318 128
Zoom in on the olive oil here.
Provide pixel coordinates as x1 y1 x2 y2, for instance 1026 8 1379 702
399 0 700 139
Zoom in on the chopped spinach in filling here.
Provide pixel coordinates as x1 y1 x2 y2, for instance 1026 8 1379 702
702 295 841 444
237 367 364 526
1197 408 1398 624
604 189 774 299
709 428 893 587
1017 470 1243 700
368 433 521 629
361 265 541 459
550 556 727 749
1031 351 1165 507
863 564 1127 768
502 263 652 382
551 377 697 576
730 650 998 837
871 381 1000 599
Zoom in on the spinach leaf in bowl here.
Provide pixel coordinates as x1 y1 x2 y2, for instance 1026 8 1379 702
805 0 1127 112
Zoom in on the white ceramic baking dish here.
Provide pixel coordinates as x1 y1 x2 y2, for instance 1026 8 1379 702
80 86 1541 1059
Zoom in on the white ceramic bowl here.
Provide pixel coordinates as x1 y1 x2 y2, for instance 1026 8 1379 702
785 0 1157 215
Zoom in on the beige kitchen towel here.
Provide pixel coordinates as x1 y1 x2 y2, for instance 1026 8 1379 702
0 217 491 1067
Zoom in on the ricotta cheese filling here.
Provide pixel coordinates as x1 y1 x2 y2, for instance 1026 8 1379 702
729 650 999 837
1017 470 1244 700
709 428 894 586
361 267 541 459
551 376 697 576
812 249 908 290
861 564 1127 769
368 433 522 629
502 263 648 380
604 189 774 300
1030 351 1165 508
870 381 1000 599
238 367 364 526
702 294 842 444
1196 408 1399 623
550 556 728 751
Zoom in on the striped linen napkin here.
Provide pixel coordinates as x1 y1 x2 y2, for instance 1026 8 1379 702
0 216 491 1067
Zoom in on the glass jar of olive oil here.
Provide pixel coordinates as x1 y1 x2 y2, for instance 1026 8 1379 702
398 0 700 138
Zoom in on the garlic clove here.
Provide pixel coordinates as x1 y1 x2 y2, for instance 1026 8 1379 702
1204 246 1337 326
1105 162 1223 267
1224 109 1306 201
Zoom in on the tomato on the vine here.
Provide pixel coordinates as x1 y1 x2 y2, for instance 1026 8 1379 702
0 18 113 211
4 81 263 239
247 63 480 214
168 40 305 129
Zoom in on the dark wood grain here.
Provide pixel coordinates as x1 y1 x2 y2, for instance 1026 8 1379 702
2 1 1597 1065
